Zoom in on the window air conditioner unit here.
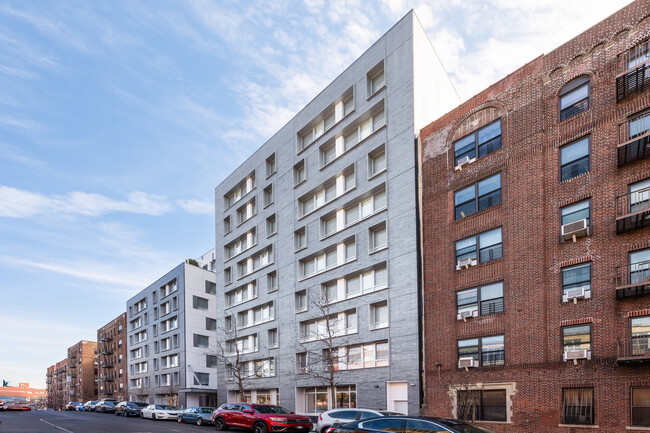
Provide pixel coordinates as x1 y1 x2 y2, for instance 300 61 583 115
563 349 591 364
562 288 591 304
456 257 478 270
457 309 479 321
454 156 476 171
458 357 479 369
561 219 589 243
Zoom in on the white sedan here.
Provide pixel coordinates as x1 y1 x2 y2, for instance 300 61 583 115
140 404 179 420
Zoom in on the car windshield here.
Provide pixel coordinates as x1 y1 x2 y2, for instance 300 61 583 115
104 402 115 406
435 419 497 433
160 405 178 410
199 407 216 413
252 405 291 414
131 402 148 407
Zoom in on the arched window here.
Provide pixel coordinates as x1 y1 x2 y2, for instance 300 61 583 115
559 76 590 121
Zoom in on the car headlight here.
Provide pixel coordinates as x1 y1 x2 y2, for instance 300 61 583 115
270 417 288 423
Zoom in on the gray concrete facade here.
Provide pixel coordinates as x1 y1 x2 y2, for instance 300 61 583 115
125 262 218 408
213 11 459 416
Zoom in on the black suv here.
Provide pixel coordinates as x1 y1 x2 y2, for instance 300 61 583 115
115 401 148 417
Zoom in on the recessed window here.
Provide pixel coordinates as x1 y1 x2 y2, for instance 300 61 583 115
628 110 650 139
295 290 307 313
224 267 232 285
295 228 307 251
194 372 209 386
367 60 385 97
299 239 355 279
370 70 385 95
344 189 386 227
368 145 386 177
193 334 209 348
562 388 594 425
299 169 355 217
369 302 388 329
342 110 385 152
296 353 308 374
453 119 502 165
454 173 501 219
205 281 216 295
294 160 306 186
559 76 590 121
266 154 276 177
631 316 650 357
193 296 209 311
560 136 590 181
457 389 506 422
562 324 591 355
561 262 592 302
225 282 257 308
266 214 276 237
455 227 503 267
236 198 256 225
629 178 650 214
631 387 650 427
561 200 590 227
458 335 504 367
369 223 387 253
268 329 278 349
456 282 504 319
629 248 650 285
206 318 217 331
267 271 277 293
224 216 231 235
263 184 273 207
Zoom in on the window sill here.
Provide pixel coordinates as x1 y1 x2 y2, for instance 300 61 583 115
370 324 389 331
367 85 386 102
321 285 388 308
319 124 387 172
558 424 599 429
236 213 257 229
626 426 650 431
264 202 273 209
558 108 590 124
224 188 256 212
369 245 388 255
453 203 501 224
473 420 512 425
237 262 274 281
266 171 276 180
266 232 277 239
224 296 259 311
224 243 258 264
368 167 387 181
294 178 307 189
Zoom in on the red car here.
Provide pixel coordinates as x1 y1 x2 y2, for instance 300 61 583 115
213 403 312 433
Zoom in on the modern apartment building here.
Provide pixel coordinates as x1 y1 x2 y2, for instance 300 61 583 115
197 248 217 272
126 261 218 407
419 1 650 431
66 340 98 403
213 11 459 415
46 359 68 410
97 313 128 401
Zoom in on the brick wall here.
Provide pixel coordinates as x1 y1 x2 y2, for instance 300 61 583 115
419 1 650 431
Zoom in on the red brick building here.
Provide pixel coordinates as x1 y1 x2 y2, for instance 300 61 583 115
46 359 69 410
67 340 98 404
97 313 127 401
419 1 650 431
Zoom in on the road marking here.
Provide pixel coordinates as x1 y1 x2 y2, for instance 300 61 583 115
40 418 75 433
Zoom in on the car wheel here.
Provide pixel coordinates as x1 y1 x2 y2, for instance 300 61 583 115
152 413 156 420
197 418 204 426
321 427 330 433
178 416 183 423
140 412 144 419
215 417 228 431
254 422 268 433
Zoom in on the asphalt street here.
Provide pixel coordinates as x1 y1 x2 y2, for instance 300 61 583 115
0 410 214 433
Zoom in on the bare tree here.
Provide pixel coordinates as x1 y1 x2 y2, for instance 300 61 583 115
293 294 359 409
162 384 180 406
450 383 479 422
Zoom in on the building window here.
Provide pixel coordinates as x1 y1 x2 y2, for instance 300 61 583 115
206 355 218 368
562 388 594 425
455 227 503 267
266 154 276 177
369 223 387 252
225 282 257 307
561 199 590 227
295 228 307 251
454 173 501 219
628 39 650 69
193 334 209 348
561 263 591 301
559 77 590 121
299 310 357 342
369 302 388 329
268 329 278 348
628 110 650 139
343 189 386 227
263 184 273 207
631 316 650 356
224 174 255 208
295 290 307 313
294 160 306 186
368 145 386 177
224 267 232 285
457 389 507 422
630 178 650 213
300 239 356 279
629 248 650 285
206 317 217 331
456 282 504 319
224 216 231 235
562 324 591 356
632 387 650 427
194 372 209 386
193 296 209 311
266 214 276 237
296 353 308 374
369 69 385 95
343 110 385 153
560 136 590 181
453 119 502 165
205 280 216 295
458 335 505 367
299 169 355 217
236 198 256 225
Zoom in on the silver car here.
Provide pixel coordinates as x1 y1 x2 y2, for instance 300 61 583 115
314 409 404 433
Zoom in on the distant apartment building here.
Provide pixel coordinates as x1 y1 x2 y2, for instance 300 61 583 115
46 359 68 409
197 248 217 272
419 0 650 431
126 261 218 407
97 313 128 401
213 11 459 415
67 340 98 403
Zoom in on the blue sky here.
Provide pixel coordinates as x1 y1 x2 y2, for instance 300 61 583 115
0 0 630 389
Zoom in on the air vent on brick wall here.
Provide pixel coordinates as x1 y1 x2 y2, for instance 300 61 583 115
561 219 589 243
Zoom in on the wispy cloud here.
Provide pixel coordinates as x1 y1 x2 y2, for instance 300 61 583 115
177 199 214 215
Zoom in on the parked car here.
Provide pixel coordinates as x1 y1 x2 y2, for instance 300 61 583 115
115 401 148 417
213 403 312 433
95 400 116 413
0 397 31 411
178 407 216 426
83 401 99 412
315 409 404 433
140 404 179 420
65 402 83 411
330 416 497 433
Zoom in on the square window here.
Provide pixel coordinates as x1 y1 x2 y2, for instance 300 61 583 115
629 178 650 214
562 324 591 355
560 137 590 181
562 388 594 425
560 77 590 121
193 334 209 348
193 296 209 311
370 302 388 329
453 119 502 165
561 263 591 301
456 282 504 318
206 317 217 331
205 281 216 295
454 173 501 220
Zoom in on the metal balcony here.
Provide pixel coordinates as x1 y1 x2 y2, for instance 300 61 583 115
616 260 650 299
618 131 650 167
99 362 114 369
616 60 650 102
616 186 650 233
617 337 650 364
